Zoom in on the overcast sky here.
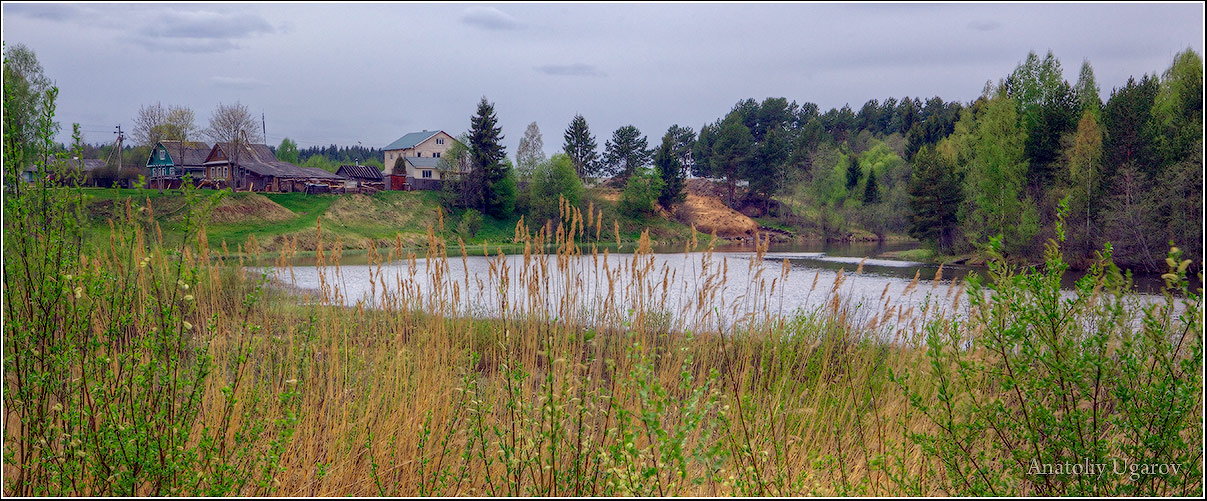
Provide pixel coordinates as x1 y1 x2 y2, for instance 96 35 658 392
2 2 1203 157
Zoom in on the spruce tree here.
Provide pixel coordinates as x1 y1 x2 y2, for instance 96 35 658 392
845 153 861 190
562 114 600 178
653 131 683 208
468 96 509 217
862 168 880 204
907 145 963 253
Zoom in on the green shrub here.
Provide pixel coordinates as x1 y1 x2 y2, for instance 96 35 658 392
619 167 664 218
893 207 1202 496
457 209 483 238
527 154 584 226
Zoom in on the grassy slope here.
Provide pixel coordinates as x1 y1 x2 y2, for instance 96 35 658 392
80 186 707 255
216 193 338 247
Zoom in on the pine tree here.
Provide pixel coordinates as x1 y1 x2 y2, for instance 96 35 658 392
710 117 752 206
747 126 789 214
602 125 652 180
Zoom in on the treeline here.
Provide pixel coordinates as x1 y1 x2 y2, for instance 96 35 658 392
271 140 385 173
688 94 964 244
678 49 1202 271
295 144 384 166
907 49 1203 271
429 49 1201 272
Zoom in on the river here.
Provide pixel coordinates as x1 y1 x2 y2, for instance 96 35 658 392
259 240 1171 337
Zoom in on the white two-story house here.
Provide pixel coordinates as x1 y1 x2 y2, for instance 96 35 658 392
382 130 465 189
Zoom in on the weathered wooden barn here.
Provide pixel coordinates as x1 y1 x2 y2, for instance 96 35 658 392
203 142 346 192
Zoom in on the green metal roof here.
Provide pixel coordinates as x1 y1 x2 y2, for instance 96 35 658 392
383 130 438 151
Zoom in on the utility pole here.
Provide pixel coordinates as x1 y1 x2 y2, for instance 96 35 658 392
114 125 125 187
262 112 267 145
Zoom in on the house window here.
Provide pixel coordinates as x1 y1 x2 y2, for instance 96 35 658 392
436 138 445 145
159 150 166 161
433 152 441 158
422 170 432 179
416 152 421 157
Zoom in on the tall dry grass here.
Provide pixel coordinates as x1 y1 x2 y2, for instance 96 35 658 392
4 178 1202 496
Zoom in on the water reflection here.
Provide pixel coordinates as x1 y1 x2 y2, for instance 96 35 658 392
707 241 1169 295
259 240 1168 338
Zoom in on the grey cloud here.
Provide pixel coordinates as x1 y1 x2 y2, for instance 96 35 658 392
3 3 87 21
535 63 606 77
461 6 520 30
6 4 276 54
968 20 1001 31
123 10 275 53
145 10 274 39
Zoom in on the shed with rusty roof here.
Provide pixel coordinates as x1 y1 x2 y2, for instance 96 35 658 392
336 164 386 192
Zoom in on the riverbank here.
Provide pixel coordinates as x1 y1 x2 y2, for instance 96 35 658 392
80 186 720 252
80 184 925 258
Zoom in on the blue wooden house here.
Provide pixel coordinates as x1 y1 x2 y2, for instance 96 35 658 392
146 140 211 189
